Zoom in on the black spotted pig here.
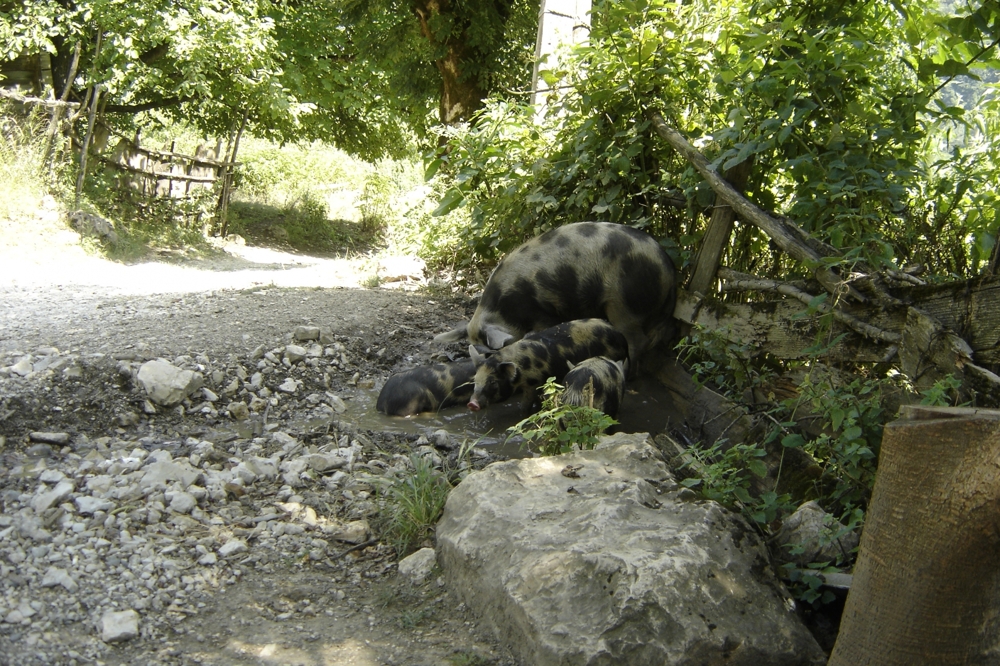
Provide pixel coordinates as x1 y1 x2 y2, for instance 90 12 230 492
561 356 627 419
467 318 628 411
376 361 475 416
435 222 676 369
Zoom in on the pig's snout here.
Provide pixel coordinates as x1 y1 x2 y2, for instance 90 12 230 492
467 400 481 411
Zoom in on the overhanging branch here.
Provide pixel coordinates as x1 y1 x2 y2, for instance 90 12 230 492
646 109 862 302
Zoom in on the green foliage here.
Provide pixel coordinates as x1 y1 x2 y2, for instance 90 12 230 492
777 373 888 514
679 440 794 528
375 454 452 557
507 378 618 456
678 326 772 396
781 562 840 608
919 373 964 406
0 0 539 160
433 0 1000 275
0 104 73 233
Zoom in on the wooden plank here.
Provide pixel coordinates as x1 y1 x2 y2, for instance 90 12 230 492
888 276 1000 363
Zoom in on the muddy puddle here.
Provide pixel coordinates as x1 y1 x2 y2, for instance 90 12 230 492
292 375 681 458
209 377 680 458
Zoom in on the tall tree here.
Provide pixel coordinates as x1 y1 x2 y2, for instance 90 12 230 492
0 0 539 157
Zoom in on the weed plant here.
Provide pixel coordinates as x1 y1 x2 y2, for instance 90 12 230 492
375 455 452 557
507 378 618 456
0 104 73 244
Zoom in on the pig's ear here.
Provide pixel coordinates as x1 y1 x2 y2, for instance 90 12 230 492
566 360 577 371
482 325 514 349
469 345 486 367
498 362 519 382
434 323 468 344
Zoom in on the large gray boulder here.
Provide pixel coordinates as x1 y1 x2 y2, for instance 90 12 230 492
436 433 825 665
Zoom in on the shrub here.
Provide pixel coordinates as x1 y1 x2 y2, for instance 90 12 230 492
507 378 618 456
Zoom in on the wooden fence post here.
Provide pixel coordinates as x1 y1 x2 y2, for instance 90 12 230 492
829 406 1000 665
685 158 753 298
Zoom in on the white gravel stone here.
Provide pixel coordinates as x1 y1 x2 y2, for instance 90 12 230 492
167 491 197 514
284 345 307 363
293 326 321 341
41 566 79 592
219 539 247 557
100 609 140 642
398 548 437 584
140 457 200 490
302 453 347 472
10 356 33 376
278 377 300 393
75 496 114 515
137 359 204 407
39 469 67 483
32 479 75 513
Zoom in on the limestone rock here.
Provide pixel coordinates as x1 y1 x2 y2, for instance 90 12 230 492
285 345 307 364
140 456 202 491
100 609 139 642
10 356 33 377
219 539 247 557
75 496 114 515
41 566 78 592
137 359 203 407
293 326 321 342
321 519 369 544
436 433 826 666
29 432 71 445
32 480 75 514
772 500 860 567
398 547 437 584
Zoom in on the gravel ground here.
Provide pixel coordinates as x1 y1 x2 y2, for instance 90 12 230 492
0 240 521 666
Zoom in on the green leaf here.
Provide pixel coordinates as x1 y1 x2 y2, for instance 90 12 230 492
432 188 465 217
782 434 806 449
423 158 443 181
748 459 768 478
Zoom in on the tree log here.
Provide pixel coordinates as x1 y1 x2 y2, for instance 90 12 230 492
829 406 1000 665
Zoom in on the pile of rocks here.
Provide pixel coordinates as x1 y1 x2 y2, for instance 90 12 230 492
0 422 489 664
0 320 496 664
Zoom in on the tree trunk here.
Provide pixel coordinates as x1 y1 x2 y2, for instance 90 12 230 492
829 406 1000 665
413 0 485 124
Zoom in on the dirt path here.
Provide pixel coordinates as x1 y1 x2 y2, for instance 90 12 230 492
0 242 521 666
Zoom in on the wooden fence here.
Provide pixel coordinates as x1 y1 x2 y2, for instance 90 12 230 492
103 133 229 199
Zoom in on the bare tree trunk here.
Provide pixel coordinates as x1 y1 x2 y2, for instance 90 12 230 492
43 41 81 169
216 110 248 237
413 0 485 124
74 86 102 208
829 406 1000 665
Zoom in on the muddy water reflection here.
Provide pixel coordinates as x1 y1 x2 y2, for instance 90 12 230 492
264 375 680 459
339 388 531 457
335 375 680 456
